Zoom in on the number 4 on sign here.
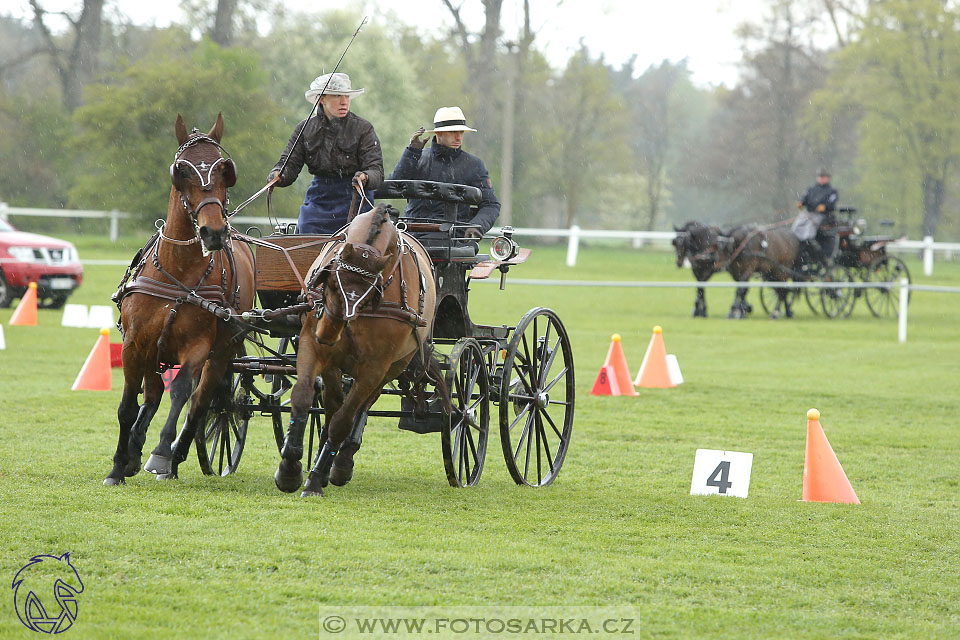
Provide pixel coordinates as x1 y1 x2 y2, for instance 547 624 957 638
690 449 753 498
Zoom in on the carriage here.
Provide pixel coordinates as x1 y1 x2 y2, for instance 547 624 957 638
757 206 911 319
190 179 575 489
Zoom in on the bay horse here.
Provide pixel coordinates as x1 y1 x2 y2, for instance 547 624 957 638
716 224 799 319
274 204 447 497
673 221 722 317
104 113 255 485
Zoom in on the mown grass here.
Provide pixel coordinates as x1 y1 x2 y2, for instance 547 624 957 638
1 238 958 638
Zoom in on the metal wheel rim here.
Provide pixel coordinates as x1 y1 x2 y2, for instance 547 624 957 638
865 256 910 318
195 374 249 476
820 265 854 319
441 338 489 487
499 307 574 487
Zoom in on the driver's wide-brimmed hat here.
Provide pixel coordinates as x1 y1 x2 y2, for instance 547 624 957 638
305 72 365 103
426 106 477 133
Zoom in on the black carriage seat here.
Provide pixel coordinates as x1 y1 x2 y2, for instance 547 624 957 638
374 180 485 262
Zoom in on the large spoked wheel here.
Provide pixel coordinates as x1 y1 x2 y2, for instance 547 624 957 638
441 338 489 487
865 255 911 318
499 307 574 487
269 336 323 464
818 264 855 318
759 283 798 317
195 373 250 476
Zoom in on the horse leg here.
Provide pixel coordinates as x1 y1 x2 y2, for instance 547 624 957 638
105 368 156 485
694 286 707 317
275 342 327 493
727 287 745 319
783 287 794 318
143 365 193 476
302 372 386 497
122 371 164 477
329 394 375 488
163 354 232 480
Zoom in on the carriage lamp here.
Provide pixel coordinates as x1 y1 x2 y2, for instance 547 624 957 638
490 226 518 262
854 218 867 235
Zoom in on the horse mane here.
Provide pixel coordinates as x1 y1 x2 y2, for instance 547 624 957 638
364 205 390 246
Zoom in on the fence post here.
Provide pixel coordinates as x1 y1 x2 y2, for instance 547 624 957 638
566 225 580 267
109 210 119 242
923 235 934 276
0 201 7 222
898 277 909 344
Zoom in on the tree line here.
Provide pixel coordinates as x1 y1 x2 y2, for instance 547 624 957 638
1 0 958 240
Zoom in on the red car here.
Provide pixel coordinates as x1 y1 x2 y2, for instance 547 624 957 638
0 218 84 309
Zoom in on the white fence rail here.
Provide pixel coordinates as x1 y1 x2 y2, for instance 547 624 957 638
3 204 959 275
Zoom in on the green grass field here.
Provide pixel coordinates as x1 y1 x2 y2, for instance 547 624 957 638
1 239 958 638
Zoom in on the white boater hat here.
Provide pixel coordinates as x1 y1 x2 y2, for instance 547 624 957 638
304 72 365 103
426 106 477 133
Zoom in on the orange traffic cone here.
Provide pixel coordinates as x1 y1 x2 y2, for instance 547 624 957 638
590 364 621 395
72 328 113 391
635 326 676 388
591 334 637 396
801 408 860 504
9 282 38 326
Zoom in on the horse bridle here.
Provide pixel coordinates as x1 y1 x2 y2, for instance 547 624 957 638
315 237 403 322
169 132 236 244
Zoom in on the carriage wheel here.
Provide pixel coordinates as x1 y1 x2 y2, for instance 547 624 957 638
499 308 575 487
818 265 855 319
195 373 250 476
759 283 797 317
441 338 489 488
865 255 911 318
269 336 323 464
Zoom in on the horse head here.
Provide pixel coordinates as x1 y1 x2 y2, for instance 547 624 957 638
170 113 237 253
674 221 720 266
311 205 398 345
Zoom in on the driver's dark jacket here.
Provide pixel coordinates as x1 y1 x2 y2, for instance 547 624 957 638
389 140 500 234
271 111 383 189
800 182 839 221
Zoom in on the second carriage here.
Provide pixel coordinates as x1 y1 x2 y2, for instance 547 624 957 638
759 207 911 319
194 179 575 489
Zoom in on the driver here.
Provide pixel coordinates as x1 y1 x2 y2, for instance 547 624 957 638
792 168 839 267
268 72 384 234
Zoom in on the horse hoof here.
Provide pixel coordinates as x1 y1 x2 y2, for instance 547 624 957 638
300 488 324 498
303 473 327 495
155 472 178 481
103 476 125 486
123 459 142 477
329 465 353 487
144 454 172 475
274 461 303 493
329 453 355 487
769 311 781 320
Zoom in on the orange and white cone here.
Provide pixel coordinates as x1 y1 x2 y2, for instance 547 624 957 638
9 282 38 326
635 326 677 388
801 408 860 504
591 333 637 396
72 328 113 391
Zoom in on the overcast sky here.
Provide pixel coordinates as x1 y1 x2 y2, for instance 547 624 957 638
8 0 771 86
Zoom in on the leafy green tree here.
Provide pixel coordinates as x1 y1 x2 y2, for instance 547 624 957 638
810 0 960 237
70 38 285 225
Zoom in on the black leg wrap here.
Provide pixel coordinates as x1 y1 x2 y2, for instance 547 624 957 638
308 440 338 489
280 414 308 460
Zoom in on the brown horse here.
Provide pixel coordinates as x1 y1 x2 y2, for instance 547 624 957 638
673 221 723 317
274 205 446 497
104 114 255 485
716 224 799 319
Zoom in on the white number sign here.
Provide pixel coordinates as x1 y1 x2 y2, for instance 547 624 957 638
690 449 753 498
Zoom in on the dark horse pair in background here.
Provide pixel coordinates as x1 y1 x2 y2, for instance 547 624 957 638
673 221 799 319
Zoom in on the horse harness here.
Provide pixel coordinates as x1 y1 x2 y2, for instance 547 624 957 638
307 231 429 329
169 132 237 249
